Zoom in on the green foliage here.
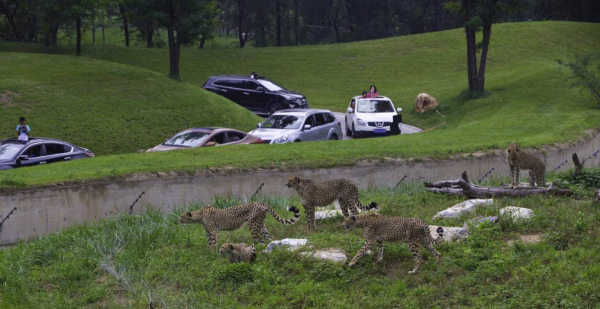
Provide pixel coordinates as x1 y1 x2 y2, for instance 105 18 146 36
557 53 600 107
558 168 600 190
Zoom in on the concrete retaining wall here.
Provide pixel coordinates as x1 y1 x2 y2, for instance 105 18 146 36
1 135 600 245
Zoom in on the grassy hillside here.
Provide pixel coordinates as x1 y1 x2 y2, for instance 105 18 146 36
0 53 261 155
0 22 599 187
1 177 599 308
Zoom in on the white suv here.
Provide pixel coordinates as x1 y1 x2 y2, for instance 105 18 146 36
345 96 402 138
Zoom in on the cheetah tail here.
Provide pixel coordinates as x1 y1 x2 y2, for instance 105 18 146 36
432 226 444 245
359 202 378 211
268 206 301 225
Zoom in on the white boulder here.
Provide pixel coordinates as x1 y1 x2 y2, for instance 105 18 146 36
301 249 347 263
315 210 344 220
429 225 469 241
264 238 308 253
500 207 534 220
433 199 494 220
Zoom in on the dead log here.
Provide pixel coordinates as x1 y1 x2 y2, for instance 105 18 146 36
425 171 573 199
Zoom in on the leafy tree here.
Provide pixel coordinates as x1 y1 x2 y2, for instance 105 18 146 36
557 54 600 108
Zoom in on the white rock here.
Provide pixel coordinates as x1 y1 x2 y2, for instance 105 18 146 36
429 225 469 241
264 238 308 253
300 249 347 263
500 207 534 220
432 199 494 220
315 210 344 220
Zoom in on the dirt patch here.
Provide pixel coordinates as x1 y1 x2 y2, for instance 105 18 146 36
507 233 543 245
0 90 20 109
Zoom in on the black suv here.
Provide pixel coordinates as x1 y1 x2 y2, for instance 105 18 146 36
202 75 309 114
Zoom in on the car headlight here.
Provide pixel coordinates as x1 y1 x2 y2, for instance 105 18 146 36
283 95 298 101
357 118 367 126
272 134 289 144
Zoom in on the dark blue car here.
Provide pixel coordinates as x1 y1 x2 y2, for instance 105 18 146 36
0 138 94 170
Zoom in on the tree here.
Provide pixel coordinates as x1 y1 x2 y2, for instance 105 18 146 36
117 2 129 46
557 54 600 108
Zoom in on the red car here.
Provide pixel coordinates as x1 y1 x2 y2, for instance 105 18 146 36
147 127 262 152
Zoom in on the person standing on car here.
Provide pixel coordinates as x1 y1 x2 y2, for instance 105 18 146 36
16 117 30 142
250 72 258 79
367 85 379 98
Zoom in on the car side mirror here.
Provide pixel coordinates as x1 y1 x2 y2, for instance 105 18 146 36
397 107 403 113
303 125 312 131
257 123 262 128
257 87 265 92
347 107 354 113
19 155 29 161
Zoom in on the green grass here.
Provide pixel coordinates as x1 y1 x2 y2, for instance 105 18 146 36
1 178 599 308
1 21 600 187
0 53 261 155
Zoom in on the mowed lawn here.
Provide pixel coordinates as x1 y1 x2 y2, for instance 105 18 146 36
0 53 261 155
1 179 599 308
1 22 600 187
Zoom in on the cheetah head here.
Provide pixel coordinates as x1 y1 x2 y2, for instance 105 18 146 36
219 242 234 255
506 142 520 159
343 216 358 231
285 176 303 189
178 207 208 224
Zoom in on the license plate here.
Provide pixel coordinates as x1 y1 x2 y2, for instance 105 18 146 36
374 129 386 134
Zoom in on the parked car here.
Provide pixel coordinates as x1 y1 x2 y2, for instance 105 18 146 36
249 109 342 144
0 138 94 170
345 96 403 138
202 75 309 115
147 127 262 152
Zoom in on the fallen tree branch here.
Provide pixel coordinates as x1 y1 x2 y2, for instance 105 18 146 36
425 171 573 199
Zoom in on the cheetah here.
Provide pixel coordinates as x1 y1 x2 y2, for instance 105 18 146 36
506 142 546 188
179 202 300 250
285 176 378 231
219 241 257 263
343 212 444 274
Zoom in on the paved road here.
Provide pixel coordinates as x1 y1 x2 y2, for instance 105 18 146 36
332 112 422 140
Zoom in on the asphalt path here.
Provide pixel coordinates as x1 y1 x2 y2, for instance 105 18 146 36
332 112 422 140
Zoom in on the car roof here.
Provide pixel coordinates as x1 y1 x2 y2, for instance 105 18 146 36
0 137 69 145
352 95 392 101
178 127 244 134
275 109 331 115
208 75 272 81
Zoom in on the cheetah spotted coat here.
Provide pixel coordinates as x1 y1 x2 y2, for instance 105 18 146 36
219 242 257 263
506 143 546 188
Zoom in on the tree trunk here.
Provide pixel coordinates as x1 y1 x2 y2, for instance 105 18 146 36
425 172 573 198
76 17 82 55
434 0 442 31
463 0 478 92
0 1 21 40
293 0 299 45
44 29 51 53
27 15 37 41
238 0 246 48
473 20 492 92
166 0 183 79
51 23 59 46
119 3 129 47
276 0 282 46
92 8 96 45
147 20 153 48
199 34 206 49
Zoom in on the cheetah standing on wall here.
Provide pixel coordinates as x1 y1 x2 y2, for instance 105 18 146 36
285 176 378 231
506 142 546 188
343 212 444 274
179 202 300 250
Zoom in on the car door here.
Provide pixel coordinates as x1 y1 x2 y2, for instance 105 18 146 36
240 81 267 111
225 131 247 145
312 113 329 140
44 143 71 163
215 79 246 107
301 115 319 141
205 132 228 147
17 144 47 167
346 99 356 130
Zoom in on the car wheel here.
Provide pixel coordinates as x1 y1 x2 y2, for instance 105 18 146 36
345 118 352 137
330 134 338 140
268 101 284 115
294 139 301 142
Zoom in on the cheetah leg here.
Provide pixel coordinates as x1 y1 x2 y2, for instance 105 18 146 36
349 239 374 267
305 206 316 231
207 231 219 251
339 199 355 217
408 242 423 274
528 170 536 187
510 166 517 189
261 223 273 240
422 240 442 267
376 240 384 263
249 221 264 245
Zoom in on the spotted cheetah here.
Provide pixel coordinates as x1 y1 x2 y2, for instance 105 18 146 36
219 241 257 263
179 202 300 250
343 212 444 274
285 176 378 231
506 142 546 188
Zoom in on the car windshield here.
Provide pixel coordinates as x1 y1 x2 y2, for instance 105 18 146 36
356 100 394 113
0 142 25 161
257 80 283 92
261 115 304 129
164 132 210 147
